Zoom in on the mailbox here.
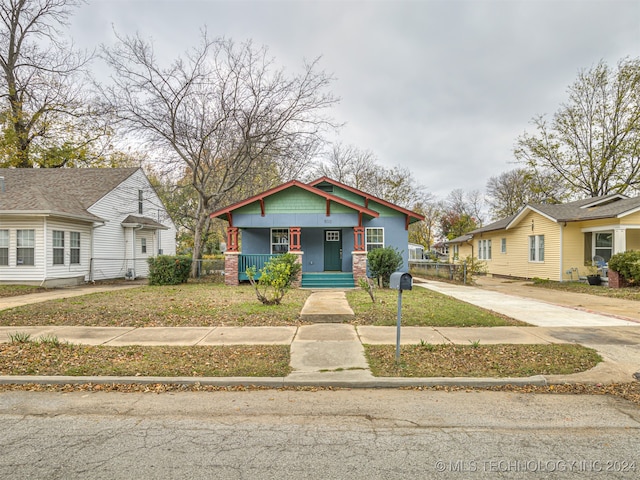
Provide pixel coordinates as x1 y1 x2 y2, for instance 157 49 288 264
390 272 412 291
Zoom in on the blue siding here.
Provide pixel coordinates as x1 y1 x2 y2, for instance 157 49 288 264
363 216 410 272
233 212 360 228
237 214 410 273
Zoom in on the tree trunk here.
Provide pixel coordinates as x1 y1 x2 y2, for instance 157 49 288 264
190 195 212 278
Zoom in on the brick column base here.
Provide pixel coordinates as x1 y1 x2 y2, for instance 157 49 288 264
352 251 368 287
608 269 628 289
290 251 303 288
224 252 240 286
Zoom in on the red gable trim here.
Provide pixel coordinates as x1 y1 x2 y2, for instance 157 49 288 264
209 180 380 222
308 176 425 223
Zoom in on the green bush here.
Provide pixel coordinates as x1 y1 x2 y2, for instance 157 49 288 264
148 255 192 285
608 251 640 284
367 247 404 288
246 253 302 305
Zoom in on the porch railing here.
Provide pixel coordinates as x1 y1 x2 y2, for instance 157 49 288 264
238 254 279 281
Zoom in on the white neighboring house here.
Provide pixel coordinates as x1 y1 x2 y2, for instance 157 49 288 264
0 168 177 286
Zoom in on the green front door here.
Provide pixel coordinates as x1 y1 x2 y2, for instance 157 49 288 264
324 230 342 271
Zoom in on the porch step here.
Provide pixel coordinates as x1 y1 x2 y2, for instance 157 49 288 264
301 273 355 289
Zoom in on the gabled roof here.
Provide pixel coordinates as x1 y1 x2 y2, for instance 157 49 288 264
0 167 140 223
209 179 381 222
469 194 640 237
308 176 425 224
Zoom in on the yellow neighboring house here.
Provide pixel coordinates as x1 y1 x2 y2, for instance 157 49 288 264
445 194 640 282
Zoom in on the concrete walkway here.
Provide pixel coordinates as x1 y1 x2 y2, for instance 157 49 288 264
417 280 640 327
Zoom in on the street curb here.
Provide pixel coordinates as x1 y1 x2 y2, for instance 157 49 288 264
0 375 549 388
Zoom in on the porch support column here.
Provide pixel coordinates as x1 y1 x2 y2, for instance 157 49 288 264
353 226 365 251
289 227 302 251
289 250 303 288
614 227 626 255
352 250 368 287
226 227 239 252
224 251 240 286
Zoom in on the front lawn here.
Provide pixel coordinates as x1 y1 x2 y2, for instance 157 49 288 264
346 287 527 326
365 344 602 377
0 342 291 377
531 278 640 301
0 284 310 327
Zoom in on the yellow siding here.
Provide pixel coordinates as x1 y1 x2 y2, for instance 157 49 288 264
477 212 562 280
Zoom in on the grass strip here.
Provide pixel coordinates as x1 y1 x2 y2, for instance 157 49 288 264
365 344 602 377
347 287 526 326
0 343 291 377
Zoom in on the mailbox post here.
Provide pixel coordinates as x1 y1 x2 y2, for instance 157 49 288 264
389 272 413 363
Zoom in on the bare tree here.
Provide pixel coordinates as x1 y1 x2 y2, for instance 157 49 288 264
485 168 566 220
0 0 103 167
101 32 338 275
515 58 640 198
308 143 378 189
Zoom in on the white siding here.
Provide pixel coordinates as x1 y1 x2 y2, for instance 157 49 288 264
88 169 177 281
44 218 92 281
0 216 46 283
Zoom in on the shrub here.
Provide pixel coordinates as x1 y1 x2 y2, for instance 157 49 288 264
608 251 640 284
246 253 302 305
452 255 487 284
148 255 192 285
367 247 404 288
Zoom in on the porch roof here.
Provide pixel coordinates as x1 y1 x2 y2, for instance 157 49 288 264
209 180 380 224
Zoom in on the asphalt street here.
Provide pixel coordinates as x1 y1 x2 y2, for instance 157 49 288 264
1 389 639 479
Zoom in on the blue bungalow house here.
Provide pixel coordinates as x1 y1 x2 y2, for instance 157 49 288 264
210 177 424 288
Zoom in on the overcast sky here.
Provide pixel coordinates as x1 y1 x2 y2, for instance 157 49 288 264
70 0 639 202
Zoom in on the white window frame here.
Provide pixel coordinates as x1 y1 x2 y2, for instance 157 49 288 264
593 231 613 262
529 235 545 262
17 229 35 266
0 229 8 266
453 244 459 260
70 232 80 264
271 228 289 254
53 230 65 265
501 238 507 254
478 239 491 260
365 227 384 252
141 237 147 254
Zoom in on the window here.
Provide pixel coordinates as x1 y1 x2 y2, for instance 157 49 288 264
478 239 491 260
53 230 65 265
365 227 384 251
453 244 459 260
501 238 507 254
17 230 35 266
70 232 80 264
271 229 289 254
138 190 144 215
325 231 340 242
0 229 8 266
141 237 147 254
529 235 544 262
594 232 613 262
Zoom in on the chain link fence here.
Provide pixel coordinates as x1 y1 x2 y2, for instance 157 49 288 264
409 260 469 284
